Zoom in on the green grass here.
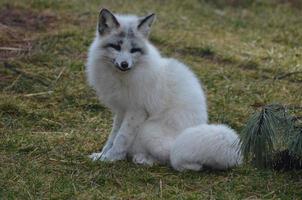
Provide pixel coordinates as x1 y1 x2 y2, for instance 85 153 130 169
1 0 302 199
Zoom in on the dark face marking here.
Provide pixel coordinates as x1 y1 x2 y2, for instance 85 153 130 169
103 39 123 51
130 41 145 54
104 43 121 51
130 47 143 54
101 26 147 61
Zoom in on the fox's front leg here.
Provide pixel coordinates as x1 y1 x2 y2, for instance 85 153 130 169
100 110 147 161
89 112 124 161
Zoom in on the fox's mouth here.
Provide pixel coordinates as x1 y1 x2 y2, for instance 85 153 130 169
113 60 132 72
116 66 131 71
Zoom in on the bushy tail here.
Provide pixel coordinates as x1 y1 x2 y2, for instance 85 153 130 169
170 124 242 171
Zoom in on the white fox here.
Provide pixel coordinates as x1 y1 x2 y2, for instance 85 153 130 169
86 8 242 171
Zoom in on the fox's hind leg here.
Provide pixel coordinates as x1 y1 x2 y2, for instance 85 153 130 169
132 153 155 166
130 120 175 165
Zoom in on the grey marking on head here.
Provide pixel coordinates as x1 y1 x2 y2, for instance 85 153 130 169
118 31 126 37
127 28 135 38
99 20 148 55
118 28 135 39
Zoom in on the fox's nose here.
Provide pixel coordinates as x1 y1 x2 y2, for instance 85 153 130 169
120 61 128 69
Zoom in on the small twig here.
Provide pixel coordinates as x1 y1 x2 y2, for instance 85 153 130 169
23 91 53 97
159 179 163 199
41 118 62 126
49 158 68 163
50 67 66 90
263 190 275 198
3 74 21 91
0 23 10 28
31 131 68 134
48 158 86 165
72 183 77 194
275 71 302 80
54 67 66 83
0 47 26 51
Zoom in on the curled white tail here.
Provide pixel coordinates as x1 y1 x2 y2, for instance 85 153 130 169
170 124 242 171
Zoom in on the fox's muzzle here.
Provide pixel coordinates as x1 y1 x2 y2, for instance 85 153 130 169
115 61 131 71
114 53 133 72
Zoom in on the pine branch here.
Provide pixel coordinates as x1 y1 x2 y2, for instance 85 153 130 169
240 104 302 170
240 104 292 168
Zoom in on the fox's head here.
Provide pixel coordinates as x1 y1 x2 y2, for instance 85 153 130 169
96 8 155 72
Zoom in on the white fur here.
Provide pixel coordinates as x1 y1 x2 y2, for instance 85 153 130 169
171 124 242 171
86 12 242 170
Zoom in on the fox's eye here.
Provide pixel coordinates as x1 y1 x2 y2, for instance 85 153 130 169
130 48 143 54
106 44 121 51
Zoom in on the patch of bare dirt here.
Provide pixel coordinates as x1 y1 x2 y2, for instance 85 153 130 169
0 5 57 31
279 0 302 9
0 5 57 61
0 25 32 61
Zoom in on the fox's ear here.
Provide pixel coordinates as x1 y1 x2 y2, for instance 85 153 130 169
137 13 156 38
98 8 120 36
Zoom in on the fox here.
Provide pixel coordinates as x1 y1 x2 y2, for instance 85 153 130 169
86 8 242 171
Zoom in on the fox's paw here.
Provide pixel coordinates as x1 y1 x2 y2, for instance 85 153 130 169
98 149 126 162
132 154 155 166
89 152 103 161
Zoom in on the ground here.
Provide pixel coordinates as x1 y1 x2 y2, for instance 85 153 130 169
0 0 302 199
